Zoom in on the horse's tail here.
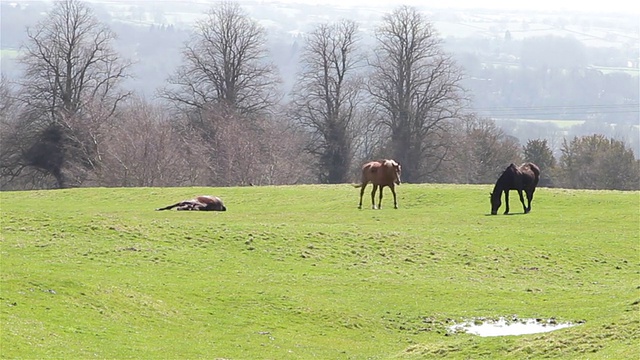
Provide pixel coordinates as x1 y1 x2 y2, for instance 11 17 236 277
352 183 362 188
156 202 180 211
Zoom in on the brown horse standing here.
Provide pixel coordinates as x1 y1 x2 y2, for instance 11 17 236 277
354 159 402 209
490 163 540 215
156 195 227 211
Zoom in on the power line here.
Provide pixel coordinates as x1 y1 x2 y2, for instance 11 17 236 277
473 103 640 117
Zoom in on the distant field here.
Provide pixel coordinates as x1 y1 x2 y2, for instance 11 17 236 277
493 118 586 129
1 185 638 359
590 65 640 76
522 119 586 128
0 49 20 58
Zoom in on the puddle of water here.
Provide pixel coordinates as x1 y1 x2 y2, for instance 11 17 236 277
449 317 579 337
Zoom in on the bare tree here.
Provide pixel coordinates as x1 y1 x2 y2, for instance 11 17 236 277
438 116 521 184
157 1 283 187
290 20 364 183
0 75 29 189
0 75 16 120
350 106 388 171
98 97 205 187
9 0 130 188
160 1 280 119
1 74 68 190
185 102 314 186
368 5 468 183
259 119 317 185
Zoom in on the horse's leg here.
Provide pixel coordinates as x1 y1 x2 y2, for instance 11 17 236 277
503 190 510 214
370 184 378 209
517 189 527 213
358 184 367 209
156 202 181 211
526 188 535 213
377 185 384 209
178 201 199 211
389 184 398 209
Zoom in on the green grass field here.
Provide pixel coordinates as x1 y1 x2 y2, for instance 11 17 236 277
1 185 638 359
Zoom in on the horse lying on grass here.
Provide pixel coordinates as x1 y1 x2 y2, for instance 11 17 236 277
354 159 402 209
490 162 540 215
156 196 227 211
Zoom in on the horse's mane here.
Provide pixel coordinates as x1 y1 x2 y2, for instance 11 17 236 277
382 159 398 167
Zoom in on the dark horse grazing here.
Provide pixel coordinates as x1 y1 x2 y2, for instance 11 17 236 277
354 159 402 209
156 195 227 211
490 163 540 215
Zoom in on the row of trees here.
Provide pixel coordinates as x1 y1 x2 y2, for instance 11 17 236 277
1 0 638 191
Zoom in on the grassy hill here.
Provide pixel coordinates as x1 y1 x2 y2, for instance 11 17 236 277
1 185 638 359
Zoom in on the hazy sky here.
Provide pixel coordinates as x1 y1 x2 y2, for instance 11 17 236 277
303 0 640 14
436 0 638 12
15 0 640 15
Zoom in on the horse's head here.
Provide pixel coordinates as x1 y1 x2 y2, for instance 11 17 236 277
386 160 401 185
212 198 227 211
395 165 401 185
489 192 501 215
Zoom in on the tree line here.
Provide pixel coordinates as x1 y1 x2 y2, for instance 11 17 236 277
1 0 638 191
